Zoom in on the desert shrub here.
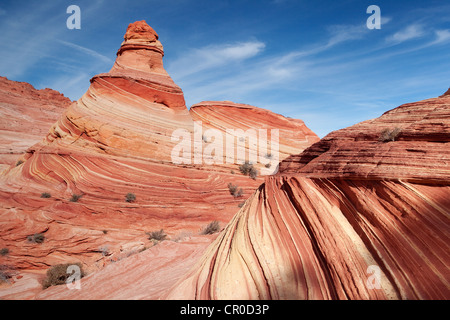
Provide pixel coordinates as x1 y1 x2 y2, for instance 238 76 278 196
239 161 258 180
379 127 401 142
239 161 253 175
27 233 45 244
0 248 9 256
42 262 85 289
0 264 16 283
146 229 167 241
15 160 24 167
249 167 258 180
238 201 245 208
265 163 272 168
201 221 220 235
98 245 110 256
125 193 136 203
227 183 243 198
40 192 51 198
69 194 82 202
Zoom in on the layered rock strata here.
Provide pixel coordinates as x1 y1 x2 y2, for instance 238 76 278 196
164 93 450 300
0 20 317 279
0 77 71 172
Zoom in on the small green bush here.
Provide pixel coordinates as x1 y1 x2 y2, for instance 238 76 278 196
69 194 82 202
0 248 9 256
42 263 85 289
125 193 136 203
27 233 45 244
146 229 167 241
15 160 24 167
201 221 220 235
40 192 51 198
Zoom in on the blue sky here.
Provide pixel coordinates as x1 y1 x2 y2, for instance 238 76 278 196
0 0 449 137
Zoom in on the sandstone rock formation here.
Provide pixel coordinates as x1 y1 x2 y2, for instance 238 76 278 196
32 235 215 300
0 77 71 173
190 101 319 174
280 94 450 180
164 93 450 300
0 20 317 297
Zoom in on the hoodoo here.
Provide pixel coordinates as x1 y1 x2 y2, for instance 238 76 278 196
0 20 317 296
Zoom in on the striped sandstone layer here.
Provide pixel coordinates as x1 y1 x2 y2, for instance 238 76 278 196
164 93 450 300
0 77 71 173
190 101 319 174
0 19 317 286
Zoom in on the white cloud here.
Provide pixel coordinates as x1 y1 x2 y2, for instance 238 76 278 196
381 16 392 25
387 24 425 43
433 29 450 44
167 41 265 80
326 24 368 47
217 42 265 60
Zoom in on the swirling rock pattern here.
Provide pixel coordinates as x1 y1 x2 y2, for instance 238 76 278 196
0 77 71 172
164 93 450 300
0 19 317 288
280 95 450 180
190 101 319 173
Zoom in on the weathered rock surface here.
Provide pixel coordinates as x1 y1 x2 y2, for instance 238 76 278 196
164 93 450 300
0 20 317 299
34 235 215 300
190 101 319 174
280 95 450 181
0 77 71 172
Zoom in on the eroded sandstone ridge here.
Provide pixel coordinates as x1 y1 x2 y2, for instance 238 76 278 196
0 77 71 173
190 101 319 168
0 20 317 297
164 93 450 300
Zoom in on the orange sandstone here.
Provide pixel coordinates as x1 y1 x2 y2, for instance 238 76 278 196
0 20 317 299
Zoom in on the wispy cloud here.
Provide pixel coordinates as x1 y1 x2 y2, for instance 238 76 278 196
387 24 425 43
432 29 450 44
167 40 265 79
169 13 450 139
56 40 113 64
326 24 368 47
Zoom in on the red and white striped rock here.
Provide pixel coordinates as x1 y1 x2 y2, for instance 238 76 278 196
0 77 71 172
164 93 450 300
0 19 317 297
